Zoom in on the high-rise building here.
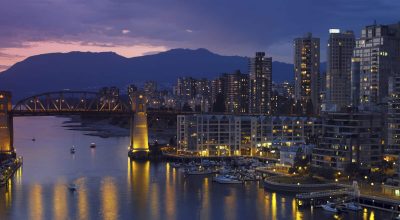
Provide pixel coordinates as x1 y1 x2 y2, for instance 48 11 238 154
325 29 355 111
351 57 361 107
294 33 320 115
194 78 211 98
143 81 157 98
211 74 227 110
387 76 400 158
226 70 249 114
176 77 196 98
249 52 272 114
352 22 400 108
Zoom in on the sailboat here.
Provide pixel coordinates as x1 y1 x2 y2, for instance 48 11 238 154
70 146 76 154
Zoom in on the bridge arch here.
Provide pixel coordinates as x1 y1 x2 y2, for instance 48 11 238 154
1 90 153 159
12 91 130 115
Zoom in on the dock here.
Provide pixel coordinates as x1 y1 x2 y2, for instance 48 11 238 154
0 156 23 187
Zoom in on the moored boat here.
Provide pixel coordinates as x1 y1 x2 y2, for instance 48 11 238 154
321 202 338 213
344 202 362 211
90 143 96 148
184 167 215 175
213 175 243 184
70 146 76 154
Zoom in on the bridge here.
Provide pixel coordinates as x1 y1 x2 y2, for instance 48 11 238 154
0 89 189 160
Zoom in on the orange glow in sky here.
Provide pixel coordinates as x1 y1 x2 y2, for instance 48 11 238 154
0 41 168 72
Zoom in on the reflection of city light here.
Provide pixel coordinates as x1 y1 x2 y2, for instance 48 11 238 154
30 184 43 220
101 177 118 220
53 179 68 220
271 193 277 220
77 178 89 219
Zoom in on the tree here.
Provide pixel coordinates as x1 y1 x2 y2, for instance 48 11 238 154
344 162 360 178
310 167 335 180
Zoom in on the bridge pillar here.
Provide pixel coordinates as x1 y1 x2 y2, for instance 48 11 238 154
0 91 15 160
128 89 149 159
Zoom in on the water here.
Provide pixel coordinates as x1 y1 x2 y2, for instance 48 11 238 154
0 116 390 220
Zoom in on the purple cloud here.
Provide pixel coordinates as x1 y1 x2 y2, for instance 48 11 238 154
0 0 399 62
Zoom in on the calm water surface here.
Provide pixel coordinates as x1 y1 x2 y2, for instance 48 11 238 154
0 116 390 220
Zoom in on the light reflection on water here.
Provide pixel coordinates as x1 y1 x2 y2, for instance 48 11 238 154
0 116 390 220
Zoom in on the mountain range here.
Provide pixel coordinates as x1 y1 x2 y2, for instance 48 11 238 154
0 48 325 100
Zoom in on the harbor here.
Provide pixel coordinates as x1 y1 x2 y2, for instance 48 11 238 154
164 155 400 218
0 156 22 187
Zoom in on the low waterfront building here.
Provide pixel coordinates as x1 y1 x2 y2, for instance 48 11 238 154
280 144 315 167
312 110 384 171
177 114 320 156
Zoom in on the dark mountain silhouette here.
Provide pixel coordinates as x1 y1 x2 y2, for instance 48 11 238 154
0 48 304 100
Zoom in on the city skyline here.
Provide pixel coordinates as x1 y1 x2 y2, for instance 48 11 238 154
1 1 400 71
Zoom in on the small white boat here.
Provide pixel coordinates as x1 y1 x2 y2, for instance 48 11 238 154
70 146 76 154
344 202 362 211
68 184 78 191
184 168 215 175
321 202 338 213
213 175 243 184
90 143 96 148
395 214 400 220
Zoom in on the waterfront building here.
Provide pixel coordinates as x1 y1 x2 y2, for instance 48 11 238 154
352 22 400 108
177 114 320 156
386 76 400 159
280 144 315 167
249 52 272 114
225 70 249 114
312 110 384 171
294 33 320 115
325 29 355 111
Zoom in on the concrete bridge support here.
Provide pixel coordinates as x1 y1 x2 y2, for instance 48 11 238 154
0 91 15 160
128 89 149 159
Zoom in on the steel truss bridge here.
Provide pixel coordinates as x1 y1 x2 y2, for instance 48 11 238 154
11 91 130 116
10 91 191 117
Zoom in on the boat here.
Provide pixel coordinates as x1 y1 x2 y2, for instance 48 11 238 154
213 175 243 184
68 183 78 191
343 202 362 211
184 167 215 175
218 167 231 175
90 143 96 148
395 214 400 220
321 202 338 213
70 146 76 154
32 138 36 141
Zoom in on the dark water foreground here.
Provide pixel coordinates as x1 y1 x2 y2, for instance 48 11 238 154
0 117 389 220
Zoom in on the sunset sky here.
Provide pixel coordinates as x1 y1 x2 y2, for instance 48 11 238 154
1 0 400 71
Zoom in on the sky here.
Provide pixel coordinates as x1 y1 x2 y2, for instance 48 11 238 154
0 0 400 71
